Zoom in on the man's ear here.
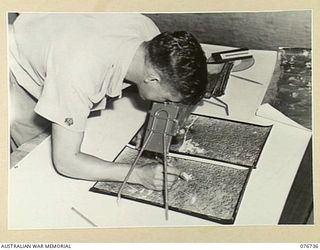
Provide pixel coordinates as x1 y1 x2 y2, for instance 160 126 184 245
144 68 161 85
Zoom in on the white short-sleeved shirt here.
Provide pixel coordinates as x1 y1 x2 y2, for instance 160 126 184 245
9 13 160 131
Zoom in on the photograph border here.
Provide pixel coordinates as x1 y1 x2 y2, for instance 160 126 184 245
0 0 319 243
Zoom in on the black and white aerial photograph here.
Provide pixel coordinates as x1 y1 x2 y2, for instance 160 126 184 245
8 10 313 230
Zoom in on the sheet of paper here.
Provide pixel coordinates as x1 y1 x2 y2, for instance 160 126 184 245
196 44 277 122
256 103 311 131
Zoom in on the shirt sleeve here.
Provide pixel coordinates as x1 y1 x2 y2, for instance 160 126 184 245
144 16 160 40
139 15 161 40
34 39 106 132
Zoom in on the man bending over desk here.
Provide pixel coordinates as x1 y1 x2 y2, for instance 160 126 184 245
9 13 208 190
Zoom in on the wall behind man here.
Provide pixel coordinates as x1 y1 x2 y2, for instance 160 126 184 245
8 11 311 50
145 11 311 50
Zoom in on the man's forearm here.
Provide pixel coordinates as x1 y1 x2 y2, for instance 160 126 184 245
53 151 139 183
51 123 179 190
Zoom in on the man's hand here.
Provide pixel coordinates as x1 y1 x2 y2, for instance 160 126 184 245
134 162 181 191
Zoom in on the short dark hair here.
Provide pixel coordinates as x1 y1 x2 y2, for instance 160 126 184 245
146 31 208 104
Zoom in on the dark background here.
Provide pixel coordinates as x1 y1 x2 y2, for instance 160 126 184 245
145 11 311 50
